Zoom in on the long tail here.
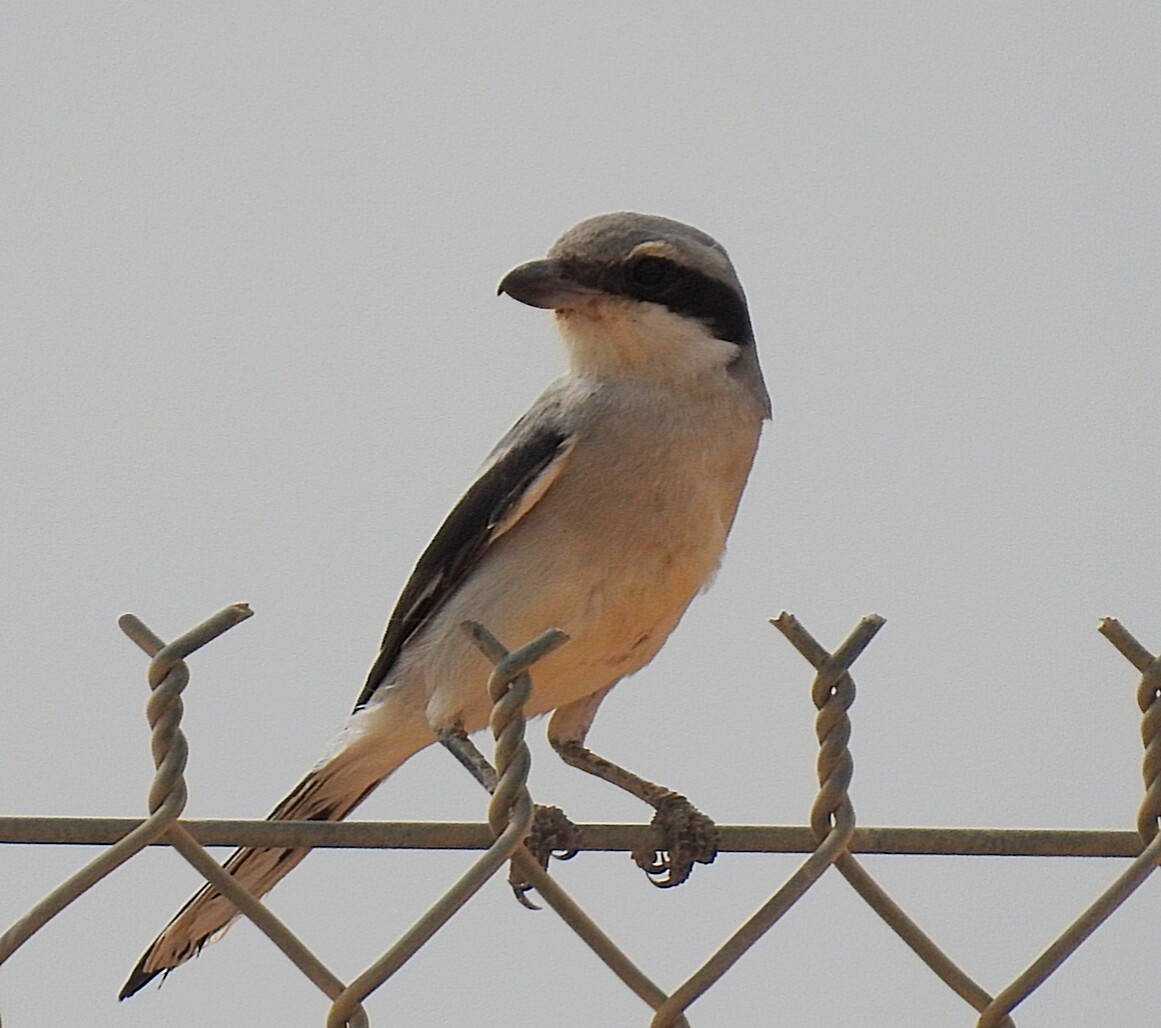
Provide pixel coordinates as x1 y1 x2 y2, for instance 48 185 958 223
119 702 431 999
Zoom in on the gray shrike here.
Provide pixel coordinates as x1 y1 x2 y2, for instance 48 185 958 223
121 211 770 998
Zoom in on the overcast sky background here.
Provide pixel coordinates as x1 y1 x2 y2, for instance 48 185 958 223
2 4 1159 1026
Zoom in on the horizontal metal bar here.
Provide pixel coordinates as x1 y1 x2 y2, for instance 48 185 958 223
0 818 1144 858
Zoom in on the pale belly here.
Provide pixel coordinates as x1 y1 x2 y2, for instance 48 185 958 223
410 487 732 732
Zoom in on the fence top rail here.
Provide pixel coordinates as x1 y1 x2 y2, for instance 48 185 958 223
0 817 1143 858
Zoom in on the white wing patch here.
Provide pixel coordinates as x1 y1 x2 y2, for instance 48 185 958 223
488 436 576 543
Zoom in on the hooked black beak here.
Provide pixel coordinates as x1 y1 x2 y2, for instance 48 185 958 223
497 258 602 310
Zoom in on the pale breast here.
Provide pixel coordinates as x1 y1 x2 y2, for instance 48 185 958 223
416 383 763 731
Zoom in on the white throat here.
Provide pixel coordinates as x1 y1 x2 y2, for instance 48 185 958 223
555 299 739 386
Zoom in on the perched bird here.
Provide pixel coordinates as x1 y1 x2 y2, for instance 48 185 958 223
120 211 770 998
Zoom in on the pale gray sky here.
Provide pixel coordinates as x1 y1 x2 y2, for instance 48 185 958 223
2 3 1159 1025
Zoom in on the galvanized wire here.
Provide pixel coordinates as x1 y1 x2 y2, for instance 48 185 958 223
970 619 1161 1027
324 623 568 1027
1 819 1144 856
3 606 1161 1026
456 622 692 1027
125 608 368 1023
777 613 1014 1027
646 615 880 1027
0 606 253 968
1099 617 1161 841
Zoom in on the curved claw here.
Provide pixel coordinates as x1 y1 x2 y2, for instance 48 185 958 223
508 804 583 906
509 876 542 909
527 804 582 864
631 795 719 888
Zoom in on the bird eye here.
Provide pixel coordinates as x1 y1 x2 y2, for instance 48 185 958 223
627 256 675 292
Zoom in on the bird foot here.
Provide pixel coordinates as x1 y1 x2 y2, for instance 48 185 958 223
509 804 581 908
632 794 719 888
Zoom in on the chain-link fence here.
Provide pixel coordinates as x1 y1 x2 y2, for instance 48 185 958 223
2 605 1158 1026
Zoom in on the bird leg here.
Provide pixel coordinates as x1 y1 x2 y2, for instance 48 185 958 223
548 694 718 888
437 723 498 792
549 740 718 887
437 725 580 905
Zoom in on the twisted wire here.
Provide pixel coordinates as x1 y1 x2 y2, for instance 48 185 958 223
325 623 567 1027
466 621 568 841
121 614 191 819
649 615 877 1027
0 606 255 972
773 613 1015 1026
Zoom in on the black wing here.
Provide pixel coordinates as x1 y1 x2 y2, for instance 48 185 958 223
353 425 574 711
